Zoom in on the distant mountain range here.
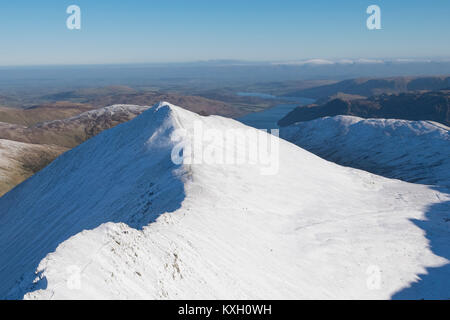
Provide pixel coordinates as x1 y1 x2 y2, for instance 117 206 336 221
282 76 450 99
279 90 450 127
41 87 242 118
0 87 242 122
2 61 450 91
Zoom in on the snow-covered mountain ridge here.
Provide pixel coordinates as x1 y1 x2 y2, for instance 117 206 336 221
280 115 450 188
0 102 448 299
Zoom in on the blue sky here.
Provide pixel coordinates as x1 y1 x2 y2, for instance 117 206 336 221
0 0 449 65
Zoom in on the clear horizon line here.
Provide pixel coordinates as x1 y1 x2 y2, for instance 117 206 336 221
1 56 450 68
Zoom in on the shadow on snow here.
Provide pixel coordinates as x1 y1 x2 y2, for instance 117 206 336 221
392 186 450 299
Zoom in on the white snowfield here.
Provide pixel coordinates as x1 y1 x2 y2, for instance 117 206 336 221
0 102 448 299
280 116 450 188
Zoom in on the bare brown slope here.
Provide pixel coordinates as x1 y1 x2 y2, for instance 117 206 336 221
42 87 243 117
0 102 94 126
0 105 150 148
0 139 67 196
88 93 242 117
0 89 242 127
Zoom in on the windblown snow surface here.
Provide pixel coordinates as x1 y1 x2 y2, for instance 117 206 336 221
280 116 450 188
0 103 449 299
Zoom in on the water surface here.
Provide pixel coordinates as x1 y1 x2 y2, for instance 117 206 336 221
237 93 314 129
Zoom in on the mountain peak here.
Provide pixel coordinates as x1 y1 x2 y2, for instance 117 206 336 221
0 103 448 299
153 101 178 111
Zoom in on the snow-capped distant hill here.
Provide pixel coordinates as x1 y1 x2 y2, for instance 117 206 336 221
0 139 67 196
0 104 151 148
280 116 450 188
0 105 153 195
0 103 448 299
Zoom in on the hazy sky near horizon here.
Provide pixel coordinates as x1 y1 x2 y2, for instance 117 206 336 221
0 0 449 66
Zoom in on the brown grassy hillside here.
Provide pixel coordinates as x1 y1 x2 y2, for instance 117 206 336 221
0 139 67 196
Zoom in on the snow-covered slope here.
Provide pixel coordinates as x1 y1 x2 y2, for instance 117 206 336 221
0 103 448 299
280 116 450 188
